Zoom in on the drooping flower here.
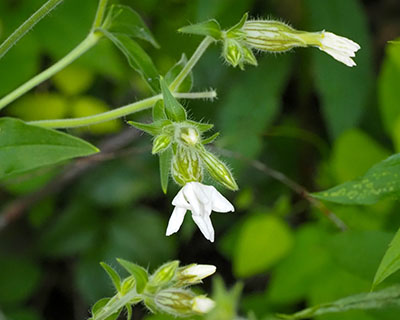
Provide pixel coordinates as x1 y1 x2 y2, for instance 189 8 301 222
166 182 234 242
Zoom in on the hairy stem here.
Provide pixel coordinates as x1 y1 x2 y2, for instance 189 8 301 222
169 36 214 92
0 32 100 110
0 0 63 60
92 0 109 30
29 90 217 129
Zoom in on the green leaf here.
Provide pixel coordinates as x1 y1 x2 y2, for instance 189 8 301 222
91 298 122 320
313 153 400 205
159 76 187 121
233 214 293 278
117 258 148 293
304 0 373 138
165 54 193 93
160 148 172 194
373 228 400 289
178 19 222 40
202 132 220 145
185 120 214 132
127 120 165 136
125 304 132 320
277 285 400 320
101 30 160 93
102 4 159 48
100 262 122 293
226 12 248 35
153 100 167 121
0 118 98 179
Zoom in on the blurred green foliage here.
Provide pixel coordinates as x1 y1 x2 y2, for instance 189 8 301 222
1 0 400 320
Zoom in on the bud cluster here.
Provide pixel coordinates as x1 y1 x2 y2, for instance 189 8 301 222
129 77 238 192
90 259 217 319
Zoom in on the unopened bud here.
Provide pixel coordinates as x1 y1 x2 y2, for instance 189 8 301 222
192 296 215 314
223 39 243 67
148 261 179 290
178 126 200 146
152 134 172 154
177 264 216 286
171 146 203 185
198 148 238 191
154 289 195 316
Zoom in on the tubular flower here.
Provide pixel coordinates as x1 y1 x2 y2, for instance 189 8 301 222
166 182 234 242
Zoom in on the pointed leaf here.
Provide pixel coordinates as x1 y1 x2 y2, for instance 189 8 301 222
102 4 159 48
160 77 187 121
373 227 400 289
117 259 148 293
160 148 172 194
127 120 163 136
179 19 222 40
185 120 214 132
313 153 400 205
165 54 193 93
100 262 121 293
227 12 248 35
152 100 167 121
202 132 220 145
101 30 160 93
0 118 98 179
125 304 132 320
91 298 122 320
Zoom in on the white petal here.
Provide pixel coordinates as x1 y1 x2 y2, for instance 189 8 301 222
166 207 187 236
192 296 215 313
210 187 235 213
181 264 217 279
192 214 215 242
172 187 191 210
183 182 207 216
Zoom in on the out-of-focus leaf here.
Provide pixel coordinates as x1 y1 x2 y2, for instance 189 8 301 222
117 259 148 293
164 54 193 93
52 65 94 95
91 298 121 320
70 96 121 134
0 257 41 304
101 30 160 92
160 149 172 194
160 77 187 121
277 285 400 320
313 154 400 205
331 129 390 183
233 214 293 278
8 93 68 121
373 228 400 289
4 309 42 320
378 40 400 135
102 4 159 48
100 262 122 293
0 118 98 179
179 19 222 40
304 0 373 138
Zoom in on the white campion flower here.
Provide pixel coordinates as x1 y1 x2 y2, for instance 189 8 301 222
192 296 216 313
166 182 234 242
317 31 361 67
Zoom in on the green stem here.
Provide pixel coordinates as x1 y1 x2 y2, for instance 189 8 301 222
92 0 109 30
29 90 217 129
0 0 63 60
0 32 100 111
169 36 214 92
94 291 140 320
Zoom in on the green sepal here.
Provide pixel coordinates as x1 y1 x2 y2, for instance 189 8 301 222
152 134 172 154
100 262 122 293
185 120 214 132
153 100 167 121
165 54 193 93
179 19 222 40
117 258 149 294
148 260 180 290
202 132 220 145
160 77 187 122
160 148 173 194
226 12 248 38
127 120 170 136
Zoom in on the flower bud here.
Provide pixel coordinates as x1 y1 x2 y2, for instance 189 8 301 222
148 260 179 290
152 134 172 154
243 20 307 52
223 39 243 68
177 264 216 286
154 289 196 316
171 146 203 185
198 148 238 191
178 126 200 146
192 296 215 314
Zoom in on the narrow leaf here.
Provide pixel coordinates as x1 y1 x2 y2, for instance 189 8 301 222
0 118 98 179
101 30 160 93
160 148 172 194
102 4 159 48
186 120 214 132
373 227 400 289
152 100 167 121
159 76 187 121
227 12 248 35
202 132 220 145
178 19 222 40
125 304 132 320
100 262 121 293
117 259 148 293
164 54 193 93
91 298 122 320
127 120 164 136
313 153 400 205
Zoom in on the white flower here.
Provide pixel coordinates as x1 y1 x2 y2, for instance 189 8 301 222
166 182 234 242
180 264 216 280
317 31 361 67
192 296 215 313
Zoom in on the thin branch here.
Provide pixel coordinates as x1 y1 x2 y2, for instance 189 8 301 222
217 148 348 231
